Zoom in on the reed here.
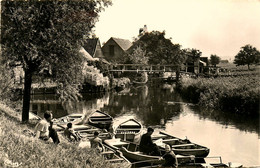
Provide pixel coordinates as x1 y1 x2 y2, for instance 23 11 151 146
179 75 259 115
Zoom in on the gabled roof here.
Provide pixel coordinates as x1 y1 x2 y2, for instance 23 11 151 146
82 38 99 57
79 47 98 61
111 37 132 51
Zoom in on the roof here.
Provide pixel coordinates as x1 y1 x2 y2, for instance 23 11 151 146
82 38 99 57
79 47 98 61
111 37 132 51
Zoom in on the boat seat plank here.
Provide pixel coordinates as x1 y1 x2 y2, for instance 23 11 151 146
107 158 124 162
152 135 168 139
101 151 114 155
172 144 195 148
90 116 111 119
90 118 112 121
116 128 141 130
162 138 179 143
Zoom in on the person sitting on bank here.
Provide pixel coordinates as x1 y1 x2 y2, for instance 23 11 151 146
139 127 161 156
161 144 178 167
64 122 81 142
90 131 104 152
34 111 60 144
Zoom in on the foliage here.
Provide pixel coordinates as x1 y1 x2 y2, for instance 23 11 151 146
179 75 259 115
130 31 186 66
124 46 149 65
82 63 109 87
210 54 221 67
0 60 14 101
112 77 131 87
1 0 112 121
234 44 260 70
183 48 202 63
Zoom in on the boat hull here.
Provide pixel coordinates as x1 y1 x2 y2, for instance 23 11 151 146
153 131 210 158
87 110 113 130
115 118 143 142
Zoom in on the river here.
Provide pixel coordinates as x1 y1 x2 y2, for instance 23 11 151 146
30 80 259 167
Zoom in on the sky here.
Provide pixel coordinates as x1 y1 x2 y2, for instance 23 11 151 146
94 0 260 60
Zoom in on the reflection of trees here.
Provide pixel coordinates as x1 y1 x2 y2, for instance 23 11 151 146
194 106 259 134
103 82 184 126
30 92 109 118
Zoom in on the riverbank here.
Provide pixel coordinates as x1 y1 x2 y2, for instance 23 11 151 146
178 75 259 115
0 102 126 168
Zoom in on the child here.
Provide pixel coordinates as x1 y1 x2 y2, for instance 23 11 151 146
35 111 60 144
64 123 81 142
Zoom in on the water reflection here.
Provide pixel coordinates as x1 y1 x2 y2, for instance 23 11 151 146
29 81 259 166
30 92 109 118
30 82 259 134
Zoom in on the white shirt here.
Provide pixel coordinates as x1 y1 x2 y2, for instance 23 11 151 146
35 119 50 138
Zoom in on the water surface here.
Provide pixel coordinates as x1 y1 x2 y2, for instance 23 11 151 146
30 81 259 166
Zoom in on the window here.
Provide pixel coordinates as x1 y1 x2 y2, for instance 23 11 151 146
109 45 114 56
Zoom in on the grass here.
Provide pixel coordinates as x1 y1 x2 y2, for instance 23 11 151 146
179 71 259 115
0 103 128 168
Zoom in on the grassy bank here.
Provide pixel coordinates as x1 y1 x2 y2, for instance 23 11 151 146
0 103 126 168
179 75 259 115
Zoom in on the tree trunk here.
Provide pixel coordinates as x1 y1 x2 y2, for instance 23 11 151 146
22 69 33 122
176 66 180 83
247 64 250 70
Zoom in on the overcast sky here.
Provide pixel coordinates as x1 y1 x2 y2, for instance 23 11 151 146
95 0 260 60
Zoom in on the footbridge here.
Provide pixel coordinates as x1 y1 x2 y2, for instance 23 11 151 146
108 64 180 73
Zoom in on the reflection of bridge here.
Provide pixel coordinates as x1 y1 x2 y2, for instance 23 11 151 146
108 64 179 73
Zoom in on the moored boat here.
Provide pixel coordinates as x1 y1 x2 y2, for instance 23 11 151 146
153 131 210 158
101 143 131 167
104 138 195 166
52 114 85 131
115 118 143 142
87 110 113 130
53 113 84 126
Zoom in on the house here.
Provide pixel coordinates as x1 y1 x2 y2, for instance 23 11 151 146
101 37 132 63
183 56 209 74
82 38 104 58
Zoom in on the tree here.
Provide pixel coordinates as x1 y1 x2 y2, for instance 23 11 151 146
210 54 220 67
124 46 149 65
1 0 112 122
130 31 186 65
234 44 260 70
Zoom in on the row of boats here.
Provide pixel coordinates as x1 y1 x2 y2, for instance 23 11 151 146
30 110 242 167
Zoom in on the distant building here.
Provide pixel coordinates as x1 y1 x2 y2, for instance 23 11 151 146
183 56 209 74
101 37 132 63
82 38 104 58
220 60 229 63
139 25 148 35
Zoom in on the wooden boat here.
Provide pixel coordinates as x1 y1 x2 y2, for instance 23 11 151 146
152 131 210 158
77 127 111 140
101 143 131 167
87 110 113 130
115 118 143 142
104 138 195 166
53 113 84 126
52 114 84 131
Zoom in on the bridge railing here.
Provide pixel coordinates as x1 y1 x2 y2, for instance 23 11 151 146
109 64 180 72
